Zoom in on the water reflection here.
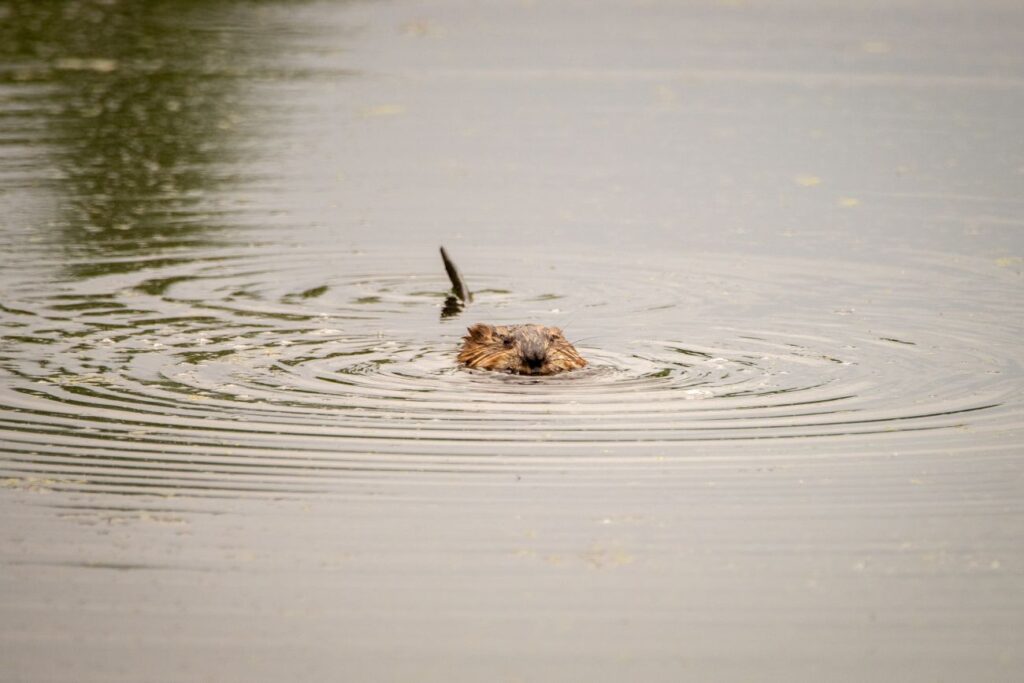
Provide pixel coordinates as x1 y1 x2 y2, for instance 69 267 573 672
0 0 293 275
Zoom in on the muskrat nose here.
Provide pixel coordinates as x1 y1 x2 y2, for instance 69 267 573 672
522 346 546 370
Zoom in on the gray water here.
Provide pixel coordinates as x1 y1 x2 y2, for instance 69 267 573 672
1 1 1023 681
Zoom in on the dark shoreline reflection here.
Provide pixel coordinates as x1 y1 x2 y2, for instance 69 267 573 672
0 0 309 277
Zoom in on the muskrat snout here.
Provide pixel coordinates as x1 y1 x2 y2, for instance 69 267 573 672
521 341 548 371
457 323 587 376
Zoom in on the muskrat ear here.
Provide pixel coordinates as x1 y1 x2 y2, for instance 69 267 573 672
466 323 495 341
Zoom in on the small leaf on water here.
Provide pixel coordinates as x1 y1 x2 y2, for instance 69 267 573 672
794 175 822 187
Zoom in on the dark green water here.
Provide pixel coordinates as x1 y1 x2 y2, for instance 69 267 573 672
1 1 1022 680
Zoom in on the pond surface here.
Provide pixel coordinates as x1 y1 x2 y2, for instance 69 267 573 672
1 1 1022 680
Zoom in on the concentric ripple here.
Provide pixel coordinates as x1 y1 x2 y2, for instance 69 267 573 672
1 247 1021 496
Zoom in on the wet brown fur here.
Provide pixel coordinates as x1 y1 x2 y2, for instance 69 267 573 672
458 323 587 376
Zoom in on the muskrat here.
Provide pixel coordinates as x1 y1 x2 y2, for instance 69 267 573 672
441 247 587 376
458 323 587 376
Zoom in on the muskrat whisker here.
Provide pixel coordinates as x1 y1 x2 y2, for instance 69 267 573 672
552 309 580 330
567 335 600 346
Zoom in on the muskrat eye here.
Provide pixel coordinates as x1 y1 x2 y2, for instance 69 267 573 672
500 336 514 348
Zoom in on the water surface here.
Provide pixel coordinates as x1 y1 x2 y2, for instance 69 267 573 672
1 1 1022 680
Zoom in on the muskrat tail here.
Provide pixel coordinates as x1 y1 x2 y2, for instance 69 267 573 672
440 246 472 303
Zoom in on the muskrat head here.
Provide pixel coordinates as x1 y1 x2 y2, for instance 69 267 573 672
457 323 587 376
